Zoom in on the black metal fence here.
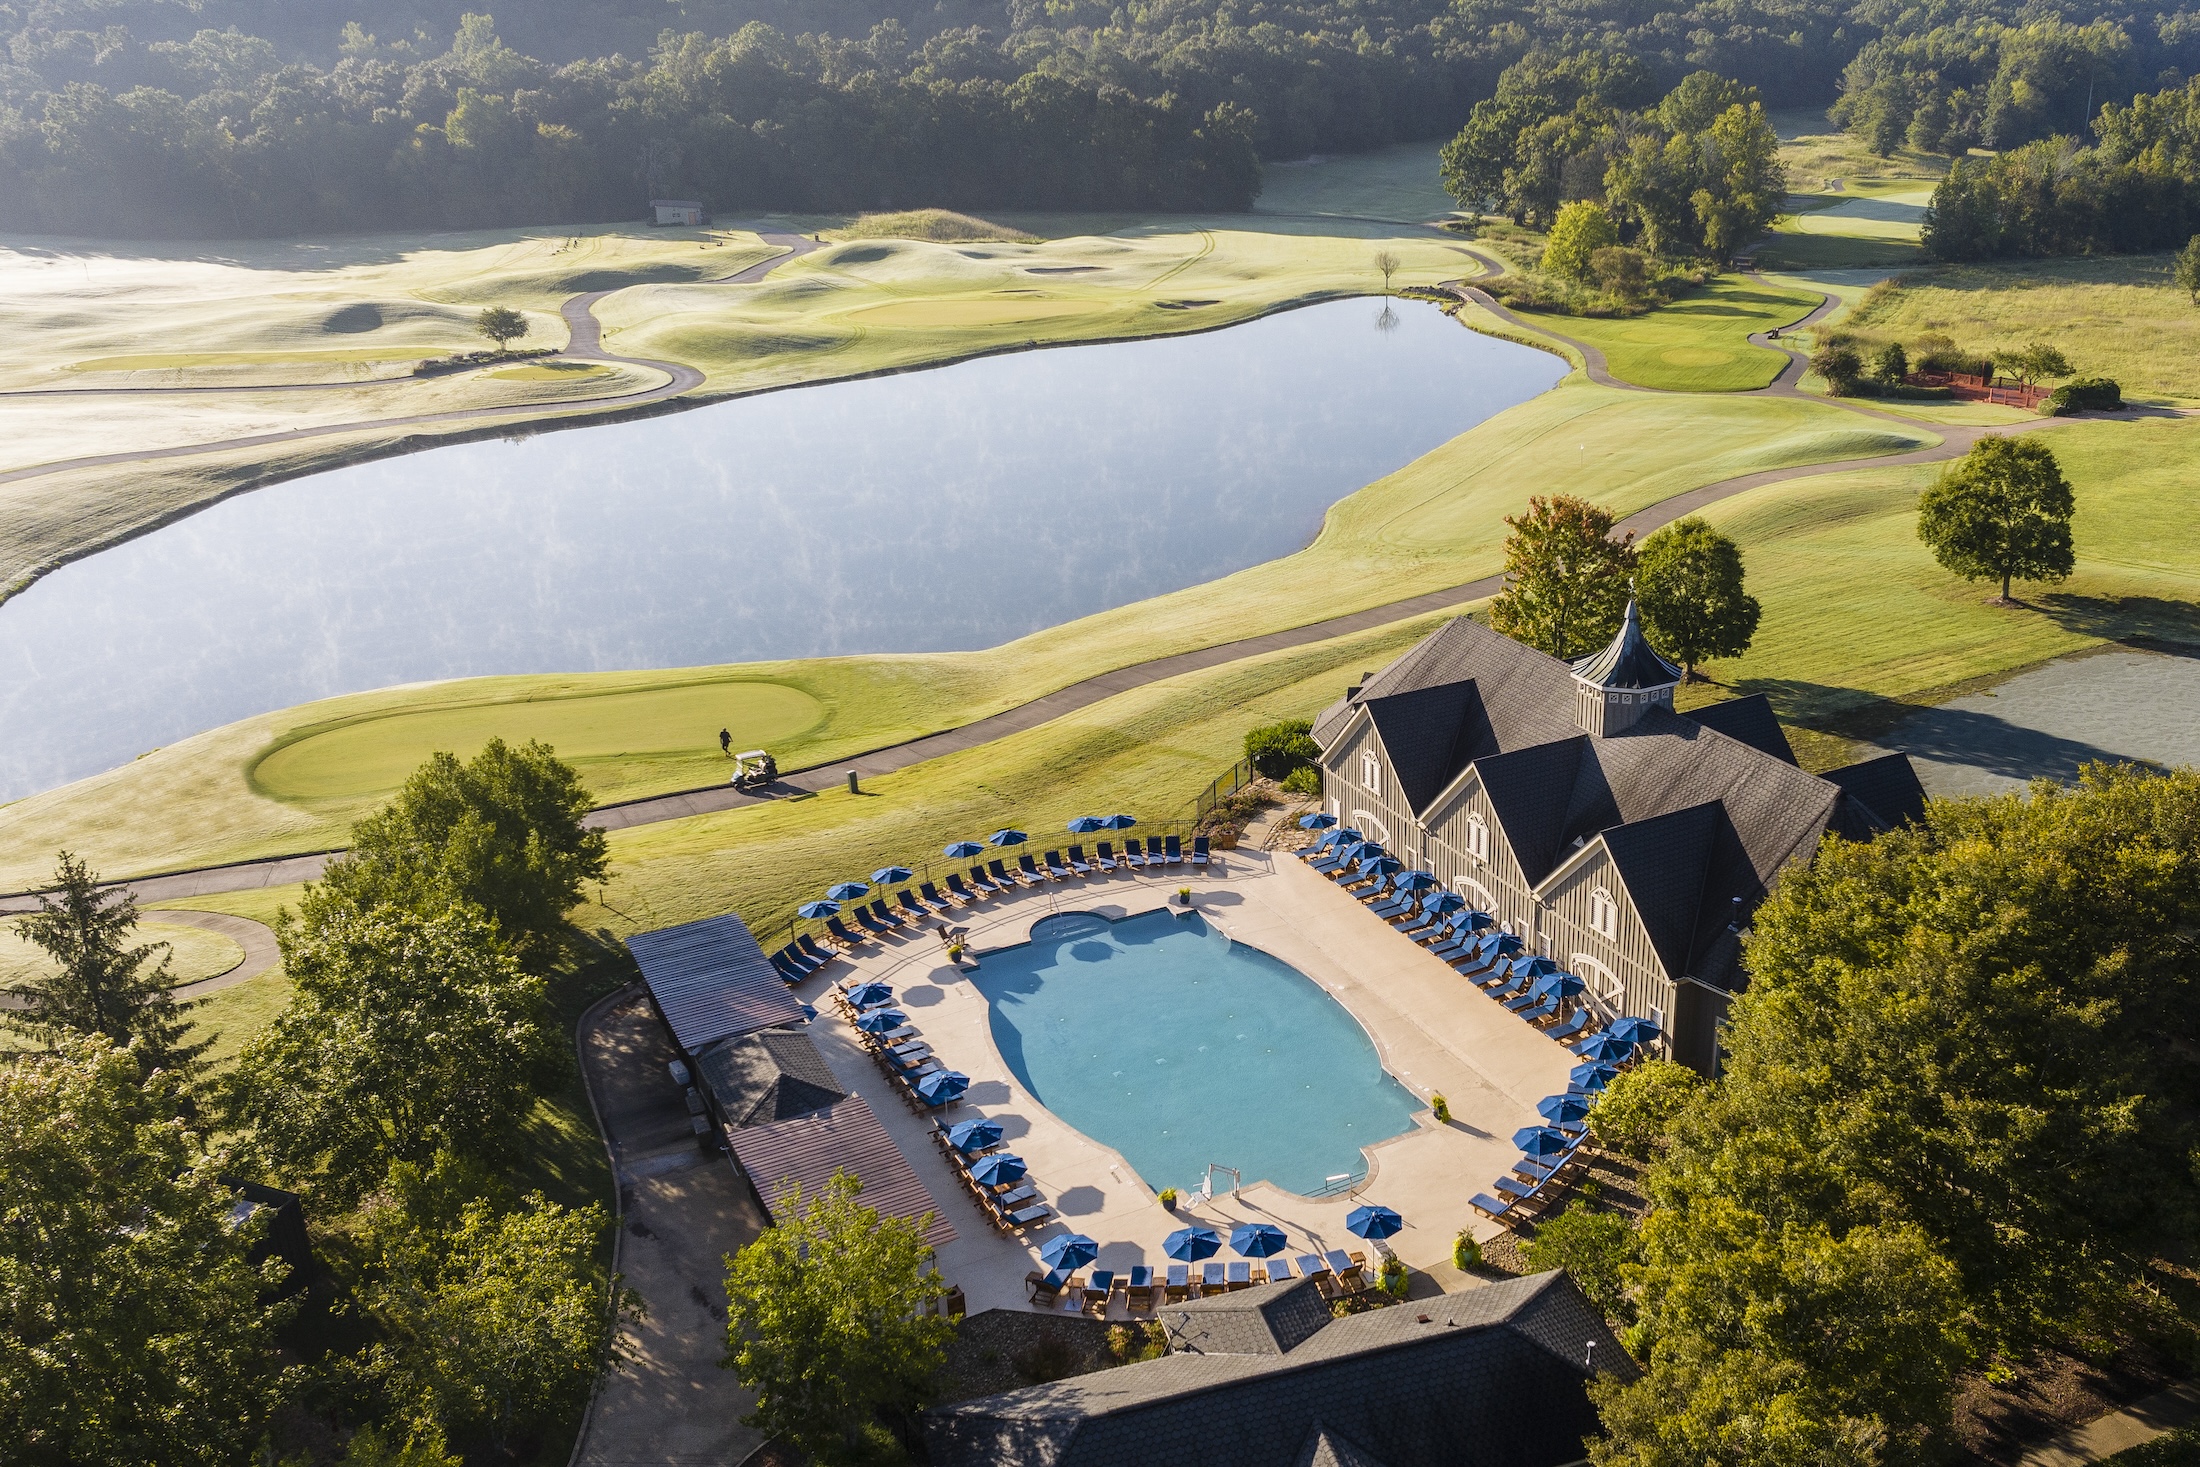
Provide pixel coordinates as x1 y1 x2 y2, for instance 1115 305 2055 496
1186 757 1256 823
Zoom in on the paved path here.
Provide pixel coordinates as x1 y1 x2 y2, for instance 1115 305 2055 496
2019 1378 2200 1464
0 231 821 492
0 905 278 1000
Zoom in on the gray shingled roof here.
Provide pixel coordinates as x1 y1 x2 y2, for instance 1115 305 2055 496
1569 600 1681 690
1685 693 1796 765
925 1272 1633 1467
1312 618 1580 755
1162 1277 1335 1356
1296 1423 1391 1467
1824 752 1929 831
694 1027 845 1127
1599 802 1720 982
1363 682 1487 817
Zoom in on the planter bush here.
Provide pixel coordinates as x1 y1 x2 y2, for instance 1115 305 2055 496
2047 377 2123 415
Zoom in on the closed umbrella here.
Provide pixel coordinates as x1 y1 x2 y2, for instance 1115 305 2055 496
987 829 1028 847
1538 1093 1592 1125
1099 814 1138 830
1230 1222 1289 1258
1393 870 1438 893
845 981 894 1009
1608 1016 1663 1047
946 1117 1002 1152
1514 1125 1570 1157
1345 1204 1403 1240
1569 1061 1620 1092
1298 812 1338 830
1039 1233 1099 1271
969 1153 1027 1187
854 1008 907 1034
915 1070 970 1106
943 841 986 858
797 900 841 919
871 866 914 885
1573 1032 1634 1065
1420 891 1467 916
1066 816 1107 834
1530 971 1587 1002
1163 1225 1222 1261
826 881 870 901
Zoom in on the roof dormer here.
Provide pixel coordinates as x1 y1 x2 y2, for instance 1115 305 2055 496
1571 598 1681 737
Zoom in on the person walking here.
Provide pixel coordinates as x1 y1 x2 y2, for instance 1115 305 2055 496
719 728 732 756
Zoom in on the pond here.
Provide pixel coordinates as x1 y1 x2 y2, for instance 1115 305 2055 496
0 299 1563 800
971 909 1420 1196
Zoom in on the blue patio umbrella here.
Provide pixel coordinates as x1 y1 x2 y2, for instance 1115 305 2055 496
1530 971 1588 1002
1314 828 1360 850
1573 1032 1635 1065
1345 1204 1404 1240
1456 910 1498 933
797 900 841 919
1608 1016 1663 1047
987 829 1029 847
915 1070 970 1106
1514 1125 1570 1157
1509 955 1560 981
826 881 870 901
1040 1232 1100 1271
1357 855 1403 878
1351 841 1386 860
1163 1225 1222 1261
946 1117 1002 1152
1230 1222 1289 1258
943 840 986 858
854 1007 907 1034
1569 1061 1620 1092
1421 890 1467 916
1099 814 1138 829
1538 1093 1592 1125
1066 816 1108 833
1393 870 1438 893
969 1153 1027 1187
871 866 915 885
846 981 894 1009
1484 932 1525 958
1299 812 1338 830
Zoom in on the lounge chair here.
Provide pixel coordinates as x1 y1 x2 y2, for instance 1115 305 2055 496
915 882 956 914
871 898 913 929
1190 836 1211 867
1368 891 1417 921
964 863 1002 894
1200 1262 1227 1297
1016 853 1051 885
897 891 933 924
768 954 803 984
1006 1203 1052 1229
853 906 895 937
984 859 1022 890
1494 1174 1552 1203
1125 1266 1156 1316
1123 838 1150 868
823 917 869 950
1469 1192 1519 1223
993 1183 1038 1209
1064 845 1094 875
1083 1270 1115 1315
1545 1010 1593 1043
1027 1269 1068 1305
1225 1261 1252 1291
1164 1264 1191 1304
1041 850 1073 879
1093 842 1121 872
1265 1256 1294 1282
1163 834 1185 864
797 934 840 968
1514 997 1560 1025
942 873 981 905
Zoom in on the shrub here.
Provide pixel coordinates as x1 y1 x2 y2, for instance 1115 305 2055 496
1453 1231 1483 1271
1541 201 1618 280
2046 377 2123 415
1244 719 1319 780
1589 1059 1708 1160
1912 331 1973 374
1589 245 1649 301
1430 1093 1451 1124
1522 1204 1636 1320
1810 343 1867 395
1872 341 1908 385
1281 766 1321 797
1106 1322 1168 1364
1377 1256 1409 1297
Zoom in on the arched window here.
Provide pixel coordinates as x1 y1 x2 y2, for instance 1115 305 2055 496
1360 748 1381 796
1457 876 1497 913
1573 955 1624 1006
1466 813 1490 862
1588 887 1620 940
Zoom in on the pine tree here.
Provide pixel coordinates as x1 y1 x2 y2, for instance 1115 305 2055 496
5 852 204 1075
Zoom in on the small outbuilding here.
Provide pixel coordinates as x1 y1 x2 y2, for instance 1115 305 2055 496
651 199 706 226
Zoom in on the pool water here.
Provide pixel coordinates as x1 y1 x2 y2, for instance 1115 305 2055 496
971 909 1420 1195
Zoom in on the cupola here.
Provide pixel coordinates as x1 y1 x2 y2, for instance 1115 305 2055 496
1571 598 1682 737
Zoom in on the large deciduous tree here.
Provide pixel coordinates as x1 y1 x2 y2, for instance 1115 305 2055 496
0 1039 296 1464
1633 516 1761 680
227 897 560 1202
1542 200 1619 279
3 851 203 1074
723 1172 952 1466
1489 495 1637 661
1916 435 2076 602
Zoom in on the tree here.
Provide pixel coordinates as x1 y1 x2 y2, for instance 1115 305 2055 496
476 306 528 351
1589 245 1648 301
1916 435 2076 602
360 1188 628 1457
321 738 608 958
1245 719 1319 779
1688 103 1786 258
1810 342 1865 395
4 851 203 1074
1542 200 1619 279
1489 495 1637 661
2177 234 2200 303
2002 339 2072 387
1523 1203 1637 1322
1588 1058 1707 1160
1372 248 1400 295
1633 517 1762 680
1872 341 1909 385
227 898 560 1202
0 1039 296 1465
724 1172 953 1466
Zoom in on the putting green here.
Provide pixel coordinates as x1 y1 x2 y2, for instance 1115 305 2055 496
1660 347 1738 366
845 298 1107 327
251 680 825 803
0 918 243 988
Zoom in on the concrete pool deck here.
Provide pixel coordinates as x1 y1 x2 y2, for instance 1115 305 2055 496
784 846 1578 1316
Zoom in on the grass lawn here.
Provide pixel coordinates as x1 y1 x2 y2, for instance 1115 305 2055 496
1843 254 2200 403
1 914 241 989
1252 142 1461 223
0 383 1929 890
1510 275 1822 390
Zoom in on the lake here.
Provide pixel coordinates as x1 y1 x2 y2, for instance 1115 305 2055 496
0 299 1562 800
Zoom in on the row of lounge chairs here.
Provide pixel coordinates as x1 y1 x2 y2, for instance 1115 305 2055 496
836 984 970 1118
1470 1133 1594 1227
1024 1250 1371 1315
925 1116 1054 1233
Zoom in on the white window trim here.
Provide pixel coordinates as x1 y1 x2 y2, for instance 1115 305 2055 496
1588 886 1619 941
1573 954 1624 1006
1360 748 1382 796
1466 813 1490 862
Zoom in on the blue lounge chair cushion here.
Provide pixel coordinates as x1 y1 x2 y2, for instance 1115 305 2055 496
1493 1175 1539 1201
1470 1192 1515 1218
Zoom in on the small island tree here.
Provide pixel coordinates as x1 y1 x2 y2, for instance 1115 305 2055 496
1917 435 2076 603
5 851 203 1074
475 306 528 352
1634 516 1762 681
1489 494 1637 661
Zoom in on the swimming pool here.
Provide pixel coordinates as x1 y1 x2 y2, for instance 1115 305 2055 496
970 909 1421 1196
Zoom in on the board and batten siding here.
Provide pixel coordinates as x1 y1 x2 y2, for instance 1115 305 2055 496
1538 846 1675 1027
1422 776 1539 938
1319 720 1415 861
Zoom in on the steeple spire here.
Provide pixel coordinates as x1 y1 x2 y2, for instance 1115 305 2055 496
1570 597 1682 737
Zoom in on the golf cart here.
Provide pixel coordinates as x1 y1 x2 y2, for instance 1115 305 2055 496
731 749 778 790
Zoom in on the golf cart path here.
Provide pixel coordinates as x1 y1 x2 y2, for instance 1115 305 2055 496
0 906 278 998
0 231 822 489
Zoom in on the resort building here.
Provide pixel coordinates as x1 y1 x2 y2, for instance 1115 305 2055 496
924 1270 1630 1467
1310 608 1924 1073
